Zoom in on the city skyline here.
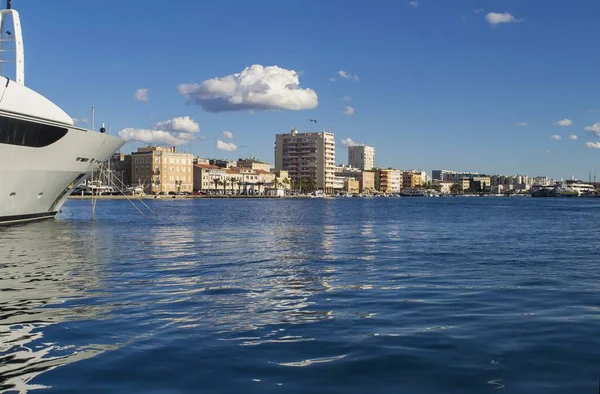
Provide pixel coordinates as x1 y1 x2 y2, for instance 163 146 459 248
16 0 600 180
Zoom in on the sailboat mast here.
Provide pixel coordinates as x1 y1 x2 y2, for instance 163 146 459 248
6 1 10 10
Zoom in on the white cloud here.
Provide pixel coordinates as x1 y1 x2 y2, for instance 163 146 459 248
474 9 484 14
584 122 600 136
337 70 359 81
216 140 237 151
550 134 561 140
119 116 200 146
342 95 352 102
222 130 234 139
546 149 551 154
329 78 337 82
155 116 200 133
485 12 522 25
409 1 419 8
569 134 578 140
72 117 89 124
177 64 318 112
342 106 355 116
340 138 359 148
517 122 528 127
554 118 573 127
586 142 600 149
134 88 149 102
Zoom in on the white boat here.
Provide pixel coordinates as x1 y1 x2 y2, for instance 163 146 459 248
0 2 124 224
72 180 117 196
400 187 426 197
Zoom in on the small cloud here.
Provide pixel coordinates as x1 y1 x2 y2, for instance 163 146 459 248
569 134 578 140
72 117 89 124
342 96 352 102
550 134 561 140
134 88 149 102
340 138 358 148
119 116 200 146
586 141 600 149
222 130 234 139
485 12 523 25
554 118 573 127
474 9 484 14
337 70 359 81
409 1 419 8
584 122 600 136
342 106 355 116
546 149 551 154
329 78 337 82
517 122 528 127
587 109 599 113
216 140 237 152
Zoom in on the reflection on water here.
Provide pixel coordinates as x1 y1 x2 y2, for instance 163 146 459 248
0 198 599 393
0 221 118 393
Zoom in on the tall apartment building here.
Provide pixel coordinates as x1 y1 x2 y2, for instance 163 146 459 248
131 146 193 194
348 145 375 171
274 128 335 192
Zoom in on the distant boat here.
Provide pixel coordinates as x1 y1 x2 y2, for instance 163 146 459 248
400 188 426 197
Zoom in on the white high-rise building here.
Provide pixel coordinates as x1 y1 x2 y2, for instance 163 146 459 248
275 128 336 192
348 145 375 170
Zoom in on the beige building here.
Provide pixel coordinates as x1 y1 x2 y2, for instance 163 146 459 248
132 146 193 194
194 165 287 195
402 171 423 189
348 145 375 171
345 179 360 194
376 169 402 193
360 171 376 193
274 128 335 193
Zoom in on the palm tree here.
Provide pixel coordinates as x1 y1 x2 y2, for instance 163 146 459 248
281 177 290 195
213 178 220 194
222 178 229 195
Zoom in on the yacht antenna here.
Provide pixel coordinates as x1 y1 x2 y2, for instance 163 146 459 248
6 1 11 10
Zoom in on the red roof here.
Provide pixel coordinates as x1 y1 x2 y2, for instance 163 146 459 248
194 164 221 169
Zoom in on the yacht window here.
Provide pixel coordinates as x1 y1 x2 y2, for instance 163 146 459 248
0 115 67 147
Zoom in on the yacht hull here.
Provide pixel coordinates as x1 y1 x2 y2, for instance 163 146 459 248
0 128 124 224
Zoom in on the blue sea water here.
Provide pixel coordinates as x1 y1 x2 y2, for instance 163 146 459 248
1 197 599 393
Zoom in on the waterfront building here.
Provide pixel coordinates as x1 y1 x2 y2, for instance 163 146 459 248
457 177 471 191
360 171 376 193
375 168 402 193
348 145 375 171
237 157 271 172
442 171 480 183
438 181 455 194
274 128 336 193
432 169 457 181
108 152 132 187
345 179 360 194
335 166 375 193
132 146 193 194
402 171 423 189
194 164 285 195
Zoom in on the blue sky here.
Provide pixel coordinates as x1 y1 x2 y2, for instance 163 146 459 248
14 0 600 179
